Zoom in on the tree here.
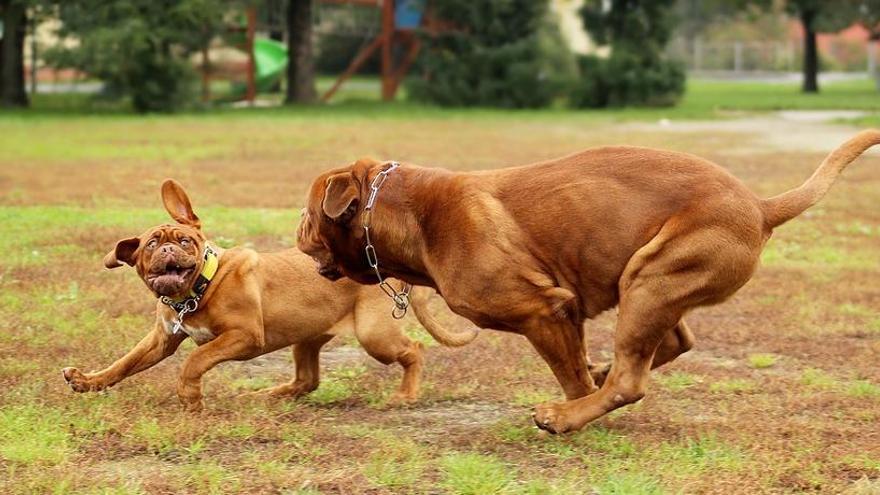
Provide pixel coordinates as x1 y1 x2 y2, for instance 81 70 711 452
785 0 860 93
285 0 317 104
46 0 227 112
407 0 574 108
859 0 880 89
0 0 29 108
572 0 685 108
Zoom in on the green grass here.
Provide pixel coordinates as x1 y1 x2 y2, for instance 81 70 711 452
0 205 297 268
845 380 880 399
709 379 756 394
655 371 701 392
748 353 779 369
363 437 427 490
440 452 516 495
13 77 880 123
0 406 74 465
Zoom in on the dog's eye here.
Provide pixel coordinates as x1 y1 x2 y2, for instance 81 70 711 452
180 238 191 247
146 239 158 249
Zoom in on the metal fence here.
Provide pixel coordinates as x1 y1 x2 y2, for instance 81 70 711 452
668 38 876 74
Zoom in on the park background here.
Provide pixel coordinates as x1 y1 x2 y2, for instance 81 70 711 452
1 0 880 494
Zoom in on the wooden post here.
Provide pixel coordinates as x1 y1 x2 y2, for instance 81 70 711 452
380 0 395 101
201 45 211 102
245 6 257 104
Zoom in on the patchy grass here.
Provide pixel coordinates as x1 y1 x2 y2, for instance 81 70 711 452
1 102 878 493
440 452 516 495
655 371 701 392
748 353 779 369
710 379 756 394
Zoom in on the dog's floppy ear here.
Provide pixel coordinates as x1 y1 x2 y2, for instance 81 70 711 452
161 179 202 229
103 237 140 269
322 173 359 223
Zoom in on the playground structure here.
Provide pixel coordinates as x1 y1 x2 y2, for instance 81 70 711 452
321 0 428 102
201 0 429 104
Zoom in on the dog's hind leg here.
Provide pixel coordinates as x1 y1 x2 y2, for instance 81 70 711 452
255 334 334 398
651 319 695 369
532 216 759 433
354 302 424 405
590 318 694 387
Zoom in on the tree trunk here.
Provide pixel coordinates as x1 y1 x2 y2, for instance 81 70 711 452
267 0 284 93
285 0 317 104
1 0 29 107
801 10 819 93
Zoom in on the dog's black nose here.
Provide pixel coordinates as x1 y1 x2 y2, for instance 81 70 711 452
318 265 343 281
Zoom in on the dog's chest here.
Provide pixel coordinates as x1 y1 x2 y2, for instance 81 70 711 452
162 318 216 345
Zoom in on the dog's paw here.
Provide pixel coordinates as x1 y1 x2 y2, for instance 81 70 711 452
180 397 205 413
245 381 316 399
62 367 98 393
385 391 419 408
532 401 575 435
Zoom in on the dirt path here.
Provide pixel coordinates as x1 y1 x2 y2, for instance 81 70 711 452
626 110 877 154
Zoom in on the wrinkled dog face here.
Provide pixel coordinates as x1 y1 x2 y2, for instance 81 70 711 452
104 179 207 299
297 207 343 280
298 161 376 282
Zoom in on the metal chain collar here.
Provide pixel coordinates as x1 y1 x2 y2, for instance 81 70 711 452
363 161 412 319
160 297 199 335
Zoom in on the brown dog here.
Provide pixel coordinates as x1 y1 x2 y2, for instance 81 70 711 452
298 130 880 433
62 179 476 411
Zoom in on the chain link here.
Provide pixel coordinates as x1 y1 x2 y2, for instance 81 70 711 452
363 161 412 319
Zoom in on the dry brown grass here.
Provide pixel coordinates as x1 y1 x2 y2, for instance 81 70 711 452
0 112 878 494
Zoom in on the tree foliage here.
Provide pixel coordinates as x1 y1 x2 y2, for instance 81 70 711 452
572 0 685 108
46 0 228 112
407 0 575 108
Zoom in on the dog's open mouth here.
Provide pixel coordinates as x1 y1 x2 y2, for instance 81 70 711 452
147 261 196 295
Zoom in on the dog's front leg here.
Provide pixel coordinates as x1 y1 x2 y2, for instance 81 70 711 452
63 321 186 392
177 331 260 412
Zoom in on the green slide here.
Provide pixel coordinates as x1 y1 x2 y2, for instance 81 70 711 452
252 38 287 93
230 38 287 98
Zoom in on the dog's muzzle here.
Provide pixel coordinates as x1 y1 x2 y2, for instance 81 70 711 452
317 263 343 281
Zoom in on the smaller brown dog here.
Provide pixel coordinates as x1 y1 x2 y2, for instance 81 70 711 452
62 180 476 411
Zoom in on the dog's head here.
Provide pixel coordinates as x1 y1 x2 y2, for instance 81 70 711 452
104 179 208 299
298 159 382 282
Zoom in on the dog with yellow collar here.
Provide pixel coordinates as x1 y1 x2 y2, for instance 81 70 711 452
62 179 477 412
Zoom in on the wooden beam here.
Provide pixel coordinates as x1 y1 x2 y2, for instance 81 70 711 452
321 35 383 102
388 35 420 97
245 7 257 103
380 0 395 101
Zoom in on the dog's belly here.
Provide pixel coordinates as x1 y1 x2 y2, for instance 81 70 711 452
162 318 216 345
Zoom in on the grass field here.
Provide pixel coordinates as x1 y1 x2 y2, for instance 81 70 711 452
1 80 879 494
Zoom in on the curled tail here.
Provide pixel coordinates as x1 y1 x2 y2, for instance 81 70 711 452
409 287 478 347
762 129 880 229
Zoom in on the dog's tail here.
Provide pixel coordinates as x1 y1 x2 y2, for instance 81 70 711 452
761 129 880 229
409 287 479 347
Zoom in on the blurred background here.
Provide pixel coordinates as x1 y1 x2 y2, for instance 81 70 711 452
1 0 880 112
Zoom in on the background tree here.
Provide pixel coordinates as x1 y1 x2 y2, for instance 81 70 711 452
285 0 316 104
572 0 684 108
46 0 227 112
0 0 29 108
407 0 573 108
859 0 880 89
785 0 860 93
